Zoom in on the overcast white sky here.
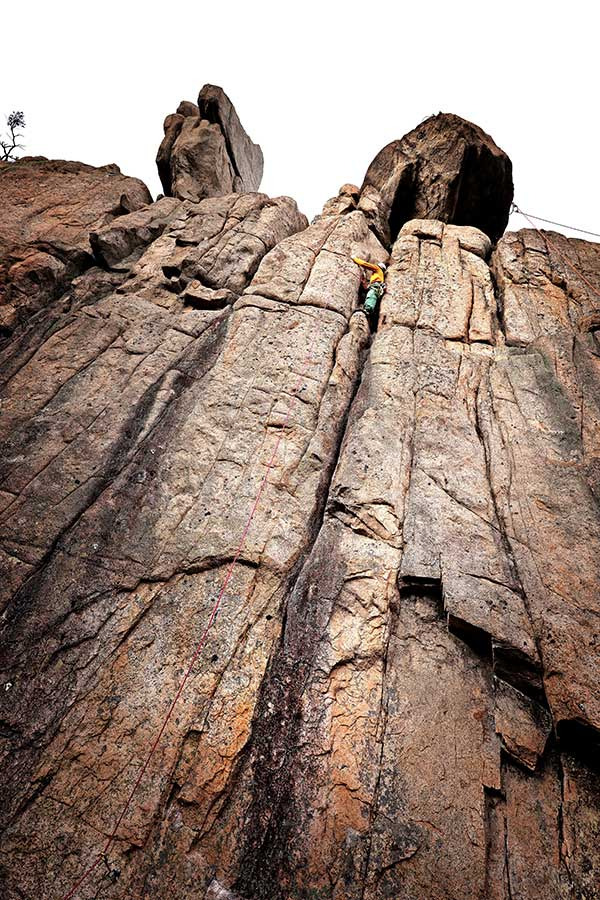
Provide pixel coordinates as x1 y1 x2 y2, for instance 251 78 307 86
2 1 598 240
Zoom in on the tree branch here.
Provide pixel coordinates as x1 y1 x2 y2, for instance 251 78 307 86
1 110 26 162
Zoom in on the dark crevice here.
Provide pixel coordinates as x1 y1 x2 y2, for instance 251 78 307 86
492 641 546 704
483 785 506 900
398 574 445 617
483 783 505 800
387 161 418 246
447 611 493 659
452 144 511 241
488 261 507 341
556 719 600 773
556 751 568 875
227 319 378 899
200 97 242 181
161 264 182 280
184 295 231 311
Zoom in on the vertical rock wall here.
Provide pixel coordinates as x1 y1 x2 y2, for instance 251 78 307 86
0 104 599 900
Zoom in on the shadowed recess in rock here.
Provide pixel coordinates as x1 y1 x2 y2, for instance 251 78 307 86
359 113 513 246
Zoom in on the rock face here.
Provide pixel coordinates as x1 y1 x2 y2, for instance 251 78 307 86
359 113 513 246
157 85 264 201
0 157 152 335
1 103 600 900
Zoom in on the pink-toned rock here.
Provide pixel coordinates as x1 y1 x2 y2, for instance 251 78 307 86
359 113 513 245
157 85 264 202
1 109 599 900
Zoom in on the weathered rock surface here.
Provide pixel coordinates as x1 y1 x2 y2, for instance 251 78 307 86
359 113 513 246
1 108 599 900
90 195 182 269
0 157 152 336
314 183 361 222
157 85 264 201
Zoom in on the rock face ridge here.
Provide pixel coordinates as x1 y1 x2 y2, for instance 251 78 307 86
0 94 599 900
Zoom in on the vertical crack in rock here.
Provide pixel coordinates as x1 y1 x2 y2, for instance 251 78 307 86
470 371 546 700
228 332 380 900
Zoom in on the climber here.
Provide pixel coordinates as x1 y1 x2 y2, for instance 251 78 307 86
352 257 386 319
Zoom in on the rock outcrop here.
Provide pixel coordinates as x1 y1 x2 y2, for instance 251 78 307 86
157 85 264 201
1 94 599 900
359 113 513 246
0 157 152 336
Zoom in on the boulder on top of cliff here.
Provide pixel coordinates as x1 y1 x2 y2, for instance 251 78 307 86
156 84 264 202
313 183 361 222
358 113 513 246
0 157 152 334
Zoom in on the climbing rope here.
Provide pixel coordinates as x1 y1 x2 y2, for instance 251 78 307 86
511 203 600 300
60 329 317 900
511 205 600 240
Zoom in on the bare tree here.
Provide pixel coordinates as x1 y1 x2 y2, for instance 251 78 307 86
1 111 26 162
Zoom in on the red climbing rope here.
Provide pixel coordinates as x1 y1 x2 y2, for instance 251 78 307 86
512 203 600 300
60 336 316 900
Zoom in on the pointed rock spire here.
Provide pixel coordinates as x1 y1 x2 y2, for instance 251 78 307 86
156 84 264 202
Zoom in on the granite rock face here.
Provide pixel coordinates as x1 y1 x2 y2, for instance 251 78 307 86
359 113 513 246
157 85 264 201
0 157 152 336
1 104 599 900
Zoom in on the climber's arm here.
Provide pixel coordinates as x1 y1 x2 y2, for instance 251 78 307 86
352 257 385 283
352 256 378 273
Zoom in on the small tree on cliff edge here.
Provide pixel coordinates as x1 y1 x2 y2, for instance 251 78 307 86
1 111 26 162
